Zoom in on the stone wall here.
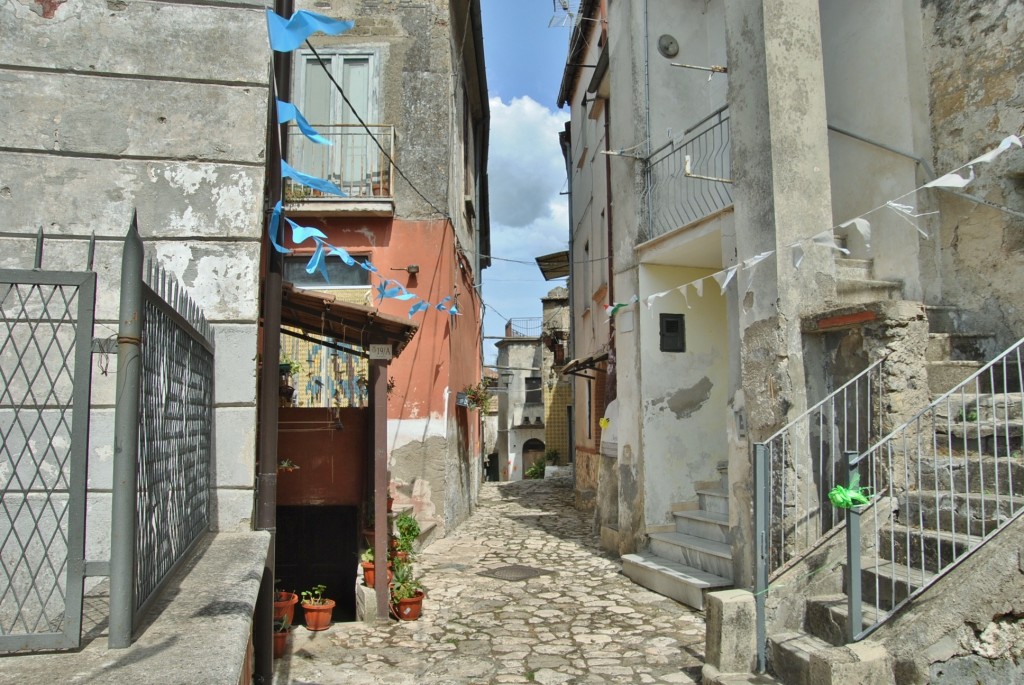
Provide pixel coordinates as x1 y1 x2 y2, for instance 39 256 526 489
921 0 1024 348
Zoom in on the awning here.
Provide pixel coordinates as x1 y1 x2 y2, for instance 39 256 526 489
561 350 609 377
280 282 418 357
535 250 570 280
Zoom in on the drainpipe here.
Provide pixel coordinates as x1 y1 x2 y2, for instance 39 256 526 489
559 123 575 491
253 0 292 680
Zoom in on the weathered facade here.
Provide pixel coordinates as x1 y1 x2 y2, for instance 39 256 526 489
283 0 490 538
560 0 1023 681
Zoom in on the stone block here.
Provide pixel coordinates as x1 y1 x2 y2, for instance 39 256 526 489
705 589 757 673
86 407 115 489
808 641 894 685
210 487 254 532
355 582 378 623
214 407 257 488
213 324 258 405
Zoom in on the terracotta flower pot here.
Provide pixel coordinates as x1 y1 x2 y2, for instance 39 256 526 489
273 592 298 625
273 629 288 659
301 599 336 631
391 590 424 621
361 561 393 587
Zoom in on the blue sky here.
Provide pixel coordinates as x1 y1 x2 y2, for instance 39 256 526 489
480 0 573 364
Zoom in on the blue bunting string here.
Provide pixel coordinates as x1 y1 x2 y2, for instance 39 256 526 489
267 9 459 320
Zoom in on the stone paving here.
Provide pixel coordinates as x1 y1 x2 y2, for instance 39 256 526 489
274 475 706 684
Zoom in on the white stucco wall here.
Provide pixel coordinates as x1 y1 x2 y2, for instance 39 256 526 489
639 264 729 527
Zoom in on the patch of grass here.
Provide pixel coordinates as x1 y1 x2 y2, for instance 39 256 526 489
525 670 536 682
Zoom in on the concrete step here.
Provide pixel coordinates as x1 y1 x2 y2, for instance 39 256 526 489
834 258 873 280
804 594 886 646
879 523 983 573
927 360 983 394
698 488 730 516
768 631 833 685
673 509 730 543
900 490 1022 537
836 278 902 305
926 333 995 362
931 393 1024 423
844 557 934 611
916 455 1024 496
621 551 732 611
649 531 734 579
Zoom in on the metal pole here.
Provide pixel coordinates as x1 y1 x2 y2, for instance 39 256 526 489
371 360 390 620
845 451 863 642
109 212 144 649
753 443 768 672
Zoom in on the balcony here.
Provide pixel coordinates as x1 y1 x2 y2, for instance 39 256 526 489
505 318 542 338
643 107 732 242
284 123 395 208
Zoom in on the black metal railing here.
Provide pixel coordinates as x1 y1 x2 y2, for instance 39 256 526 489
285 123 395 201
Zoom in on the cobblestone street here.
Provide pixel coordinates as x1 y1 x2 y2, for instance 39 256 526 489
275 476 706 684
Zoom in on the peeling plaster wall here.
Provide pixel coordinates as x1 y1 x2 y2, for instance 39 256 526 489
920 0 1024 348
1 0 269 544
640 265 729 528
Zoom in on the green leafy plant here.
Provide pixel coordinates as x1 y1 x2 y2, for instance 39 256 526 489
390 559 422 602
525 459 546 480
544 448 559 464
274 614 291 633
278 458 299 472
300 584 329 606
395 512 421 555
462 381 492 409
279 355 302 377
360 547 374 563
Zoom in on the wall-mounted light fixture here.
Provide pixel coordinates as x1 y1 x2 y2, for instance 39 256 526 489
391 265 420 275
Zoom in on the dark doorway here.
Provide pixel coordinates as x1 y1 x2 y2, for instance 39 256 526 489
276 505 359 623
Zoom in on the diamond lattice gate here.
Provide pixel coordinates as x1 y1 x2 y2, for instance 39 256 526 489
0 269 96 652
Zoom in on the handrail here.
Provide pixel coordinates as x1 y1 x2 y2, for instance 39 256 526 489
846 335 1024 639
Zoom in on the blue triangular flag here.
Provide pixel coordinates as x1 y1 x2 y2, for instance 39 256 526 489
306 239 329 281
277 100 332 145
328 244 356 267
268 201 290 253
284 217 327 244
266 10 354 52
434 296 452 312
282 160 347 197
408 299 430 318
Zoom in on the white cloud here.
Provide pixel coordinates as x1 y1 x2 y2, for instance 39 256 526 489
488 96 568 228
482 96 570 363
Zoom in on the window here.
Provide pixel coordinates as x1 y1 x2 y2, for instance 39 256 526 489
659 313 686 352
284 255 371 289
525 377 542 405
291 49 380 193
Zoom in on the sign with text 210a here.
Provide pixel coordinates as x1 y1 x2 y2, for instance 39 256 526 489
369 343 393 361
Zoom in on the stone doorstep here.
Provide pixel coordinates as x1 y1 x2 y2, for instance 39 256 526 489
622 551 731 611
0 531 270 685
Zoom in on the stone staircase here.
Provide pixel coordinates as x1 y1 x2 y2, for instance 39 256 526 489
766 319 1024 684
622 465 733 610
834 257 902 305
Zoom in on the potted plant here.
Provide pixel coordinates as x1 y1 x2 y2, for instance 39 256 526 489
359 547 392 588
393 512 420 561
279 355 301 406
273 585 299 626
299 584 335 631
273 614 290 659
461 381 491 410
389 559 424 621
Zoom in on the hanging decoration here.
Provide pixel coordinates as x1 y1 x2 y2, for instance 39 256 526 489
638 134 1022 311
265 9 459 320
827 472 871 509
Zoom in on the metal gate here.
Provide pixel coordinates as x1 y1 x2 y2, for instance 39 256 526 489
0 267 96 652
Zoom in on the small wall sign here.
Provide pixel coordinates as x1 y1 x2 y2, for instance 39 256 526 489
368 343 393 360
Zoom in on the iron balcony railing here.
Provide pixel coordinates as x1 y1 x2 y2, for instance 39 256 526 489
843 337 1024 640
644 106 733 242
285 123 395 201
505 318 542 338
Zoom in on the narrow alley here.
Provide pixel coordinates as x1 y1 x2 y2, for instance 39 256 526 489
274 476 706 684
